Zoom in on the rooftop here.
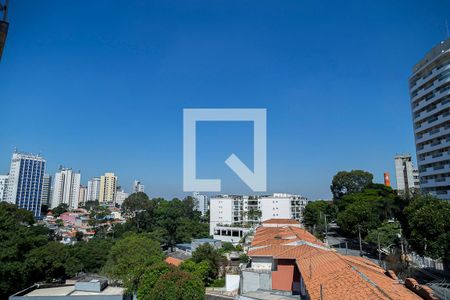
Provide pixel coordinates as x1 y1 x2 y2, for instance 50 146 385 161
248 225 422 300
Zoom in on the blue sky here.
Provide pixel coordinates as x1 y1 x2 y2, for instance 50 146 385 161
1 0 450 199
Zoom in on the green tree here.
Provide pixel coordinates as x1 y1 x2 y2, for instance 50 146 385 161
151 270 204 300
51 203 69 217
70 239 113 273
404 195 450 262
337 200 380 236
0 202 50 298
25 242 81 283
102 233 164 292
191 244 225 281
121 192 153 231
180 260 210 285
365 221 401 248
330 170 373 200
137 261 172 300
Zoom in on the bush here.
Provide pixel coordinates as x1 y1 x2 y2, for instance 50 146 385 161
210 278 225 287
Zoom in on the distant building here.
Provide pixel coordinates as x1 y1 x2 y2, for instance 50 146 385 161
394 154 420 192
87 177 100 202
132 180 145 193
0 174 8 201
9 276 130 299
78 185 87 205
5 151 46 217
99 172 117 203
209 193 308 237
41 174 52 206
51 167 81 210
192 192 208 216
115 189 129 206
383 172 391 187
410 38 450 200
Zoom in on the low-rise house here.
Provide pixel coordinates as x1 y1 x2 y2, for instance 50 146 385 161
240 219 430 300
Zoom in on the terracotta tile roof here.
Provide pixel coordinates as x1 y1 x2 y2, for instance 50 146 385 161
251 225 325 247
262 218 300 225
247 226 421 300
164 256 183 267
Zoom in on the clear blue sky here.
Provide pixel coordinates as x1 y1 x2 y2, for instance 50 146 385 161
1 1 450 199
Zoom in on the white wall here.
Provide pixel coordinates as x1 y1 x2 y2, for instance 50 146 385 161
210 197 234 235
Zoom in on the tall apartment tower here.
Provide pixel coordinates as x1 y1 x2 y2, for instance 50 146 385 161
0 175 8 201
410 38 450 200
193 192 209 216
41 174 52 206
99 172 117 202
51 168 81 210
87 177 100 201
132 180 145 193
394 155 419 192
5 152 46 217
78 185 87 205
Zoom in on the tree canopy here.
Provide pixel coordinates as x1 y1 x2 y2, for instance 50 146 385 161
330 170 373 200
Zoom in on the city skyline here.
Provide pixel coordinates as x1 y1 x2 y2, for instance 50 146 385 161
1 1 450 200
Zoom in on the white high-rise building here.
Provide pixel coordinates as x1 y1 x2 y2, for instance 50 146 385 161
410 38 450 200
87 177 100 202
209 193 308 236
0 175 8 201
51 168 81 210
133 180 145 193
5 152 46 217
394 154 420 192
193 192 209 216
115 189 129 206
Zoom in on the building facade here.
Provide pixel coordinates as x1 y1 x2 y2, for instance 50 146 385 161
114 189 129 206
78 185 87 205
132 180 145 193
193 192 208 216
394 154 420 192
209 193 308 236
410 38 450 200
41 174 52 206
99 172 117 202
5 152 46 217
51 168 81 210
87 177 100 202
0 174 8 201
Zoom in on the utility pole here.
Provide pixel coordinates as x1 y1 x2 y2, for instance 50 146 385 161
377 232 382 267
358 225 363 257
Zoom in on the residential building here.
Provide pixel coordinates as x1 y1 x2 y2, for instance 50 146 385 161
99 172 117 202
114 188 129 206
78 185 87 205
394 154 420 192
51 167 81 210
9 276 130 299
192 191 208 216
239 220 426 300
0 174 7 201
132 179 145 193
410 38 450 200
4 152 46 217
41 174 52 206
209 193 308 237
87 177 100 201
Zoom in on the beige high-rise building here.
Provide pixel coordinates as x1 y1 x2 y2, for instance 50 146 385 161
99 172 117 203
